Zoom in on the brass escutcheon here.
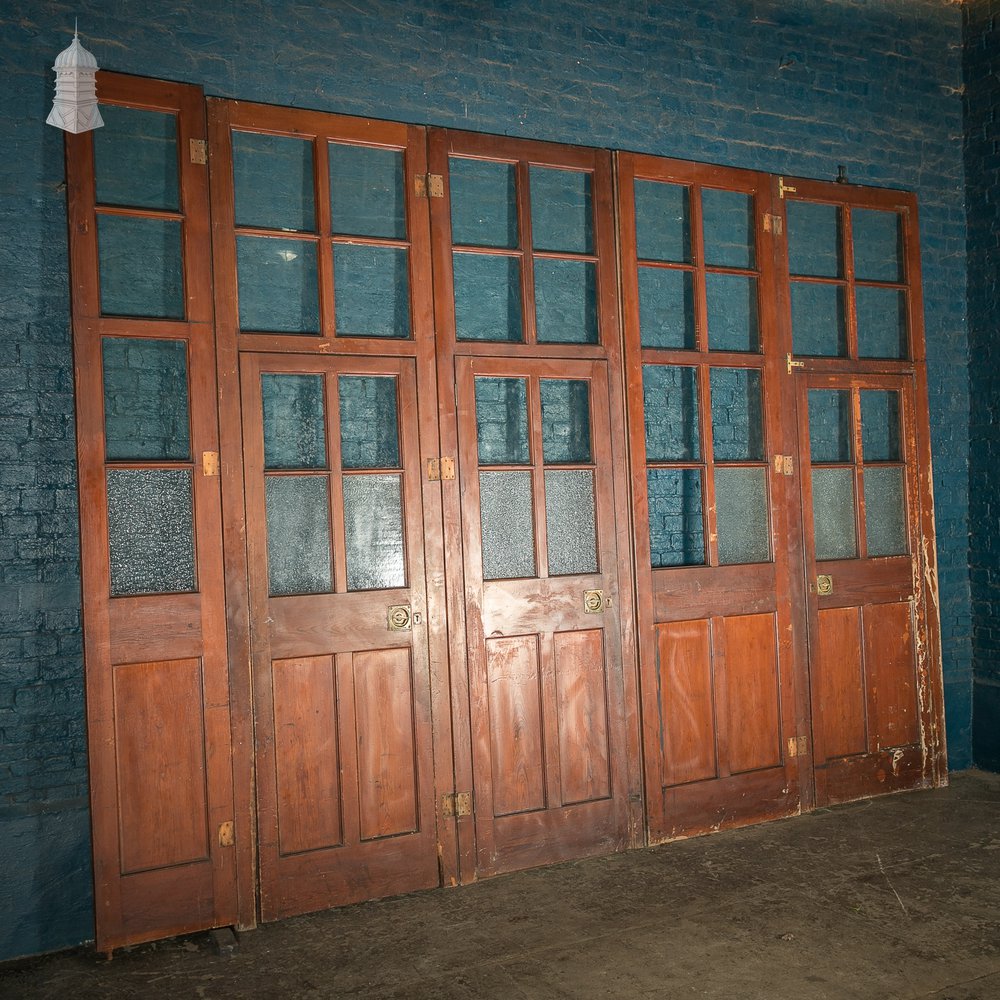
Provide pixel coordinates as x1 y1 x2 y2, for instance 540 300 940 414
583 589 605 614
386 605 412 631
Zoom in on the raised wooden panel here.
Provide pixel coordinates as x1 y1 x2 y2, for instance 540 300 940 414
113 658 209 874
272 656 342 856
864 601 920 750
722 614 782 775
657 620 717 787
487 635 546 816
554 629 611 805
815 606 867 762
354 648 419 841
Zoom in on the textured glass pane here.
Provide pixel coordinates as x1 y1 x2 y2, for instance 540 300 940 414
340 376 400 469
540 379 591 464
334 245 411 339
787 201 842 277
647 469 704 567
545 470 598 576
716 467 770 565
791 281 846 357
95 106 178 210
710 368 763 462
643 365 700 461
449 158 518 248
534 259 598 344
475 377 529 465
701 189 754 269
857 286 907 359
861 390 901 463
329 143 405 239
237 236 319 334
262 374 326 470
852 208 903 283
634 181 690 262
343 474 405 590
107 469 195 596
99 216 183 319
454 253 522 342
864 467 907 557
480 471 535 580
265 475 332 596
638 267 696 349
232 131 315 232
811 468 857 561
809 390 853 463
706 273 759 353
530 167 593 253
103 337 189 462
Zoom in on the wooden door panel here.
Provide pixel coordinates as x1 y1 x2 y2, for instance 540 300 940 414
864 601 920 750
814 607 867 763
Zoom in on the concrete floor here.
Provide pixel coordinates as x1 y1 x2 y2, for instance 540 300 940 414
3 770 1000 1000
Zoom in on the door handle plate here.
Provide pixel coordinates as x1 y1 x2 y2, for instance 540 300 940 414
816 574 834 597
583 589 605 614
387 605 412 631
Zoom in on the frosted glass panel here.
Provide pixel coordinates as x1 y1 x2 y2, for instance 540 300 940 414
103 337 190 462
262 374 326 470
95 106 178 210
449 158 518 248
232 131 315 232
237 236 319 334
265 475 332 596
534 259 598 344
475 377 529 465
791 281 846 357
643 365 700 461
647 469 704 567
545 470 598 576
638 267 696 349
107 469 195 596
852 208 903 283
861 390 901 462
701 188 754 269
811 468 857 561
334 245 410 339
710 368 763 462
716 467 769 565
809 390 853 463
99 216 183 319
787 202 842 277
343 474 405 590
530 166 593 253
865 467 907 557
634 181 690 262
339 376 400 469
453 253 522 342
857 286 907 359
706 273 759 353
329 143 405 239
540 379 591 464
480 471 535 580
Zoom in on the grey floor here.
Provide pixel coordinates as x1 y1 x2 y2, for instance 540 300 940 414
3 770 999 1000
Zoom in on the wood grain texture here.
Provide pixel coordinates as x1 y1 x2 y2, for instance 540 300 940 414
864 601 920 750
814 607 867 762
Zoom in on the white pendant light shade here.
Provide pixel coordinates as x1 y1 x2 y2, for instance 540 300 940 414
46 29 104 134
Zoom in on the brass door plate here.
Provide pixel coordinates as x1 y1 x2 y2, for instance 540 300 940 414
583 589 605 614
816 574 834 596
387 605 412 631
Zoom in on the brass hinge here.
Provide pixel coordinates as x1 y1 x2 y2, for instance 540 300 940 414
218 821 235 847
414 173 445 198
772 454 794 476
763 213 783 235
786 735 809 759
441 791 472 818
786 353 806 375
202 451 220 476
427 456 456 481
778 176 797 199
190 138 208 165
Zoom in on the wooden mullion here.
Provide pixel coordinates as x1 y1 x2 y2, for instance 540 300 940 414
327 374 348 594
528 374 549 579
517 160 538 345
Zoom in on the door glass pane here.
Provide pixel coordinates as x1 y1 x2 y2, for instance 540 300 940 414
449 158 518 248
534 259 598 344
647 468 704 567
98 216 184 319
710 368 763 462
634 181 690 262
232 131 315 232
791 282 846 357
540 379 591 463
480 470 535 579
811 467 857 560
856 286 907 359
716 467 769 565
265 475 332 596
707 273 759 352
787 201 842 278
237 236 319 334
864 467 907 557
701 189 754 269
643 365 700 461
262 374 327 470
852 208 903 283
343 474 406 590
95 106 178 210
329 143 405 239
339 376 400 469
453 253 522 342
545 470 597 576
103 337 190 461
475 377 530 465
333 245 411 339
530 167 593 254
861 390 901 462
107 469 195 596
639 267 696 349
809 390 853 463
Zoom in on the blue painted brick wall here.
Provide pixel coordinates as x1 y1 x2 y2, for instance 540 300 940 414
0 0 972 961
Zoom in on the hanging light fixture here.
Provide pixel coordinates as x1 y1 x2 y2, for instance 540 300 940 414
46 24 104 134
